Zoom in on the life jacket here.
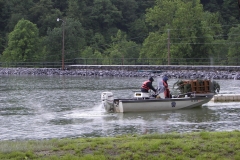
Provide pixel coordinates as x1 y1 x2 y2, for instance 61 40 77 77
141 80 151 90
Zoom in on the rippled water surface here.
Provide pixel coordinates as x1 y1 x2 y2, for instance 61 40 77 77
0 75 240 140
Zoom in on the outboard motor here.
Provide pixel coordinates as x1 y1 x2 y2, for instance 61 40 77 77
101 92 114 112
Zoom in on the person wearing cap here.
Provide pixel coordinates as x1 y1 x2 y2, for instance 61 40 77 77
141 77 157 93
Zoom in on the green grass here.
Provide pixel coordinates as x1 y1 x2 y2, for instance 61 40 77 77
0 131 240 160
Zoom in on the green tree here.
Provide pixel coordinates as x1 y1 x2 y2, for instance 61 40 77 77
4 0 34 32
212 39 228 65
90 0 122 31
0 0 10 54
227 25 240 65
135 0 155 17
44 18 85 62
29 0 62 36
105 30 140 65
220 0 239 36
64 18 86 62
90 33 106 53
141 0 222 65
128 18 148 44
1 0 36 56
2 19 40 62
201 0 222 13
43 28 61 62
89 0 122 43
79 46 103 64
112 0 138 31
66 0 86 21
140 32 168 65
52 0 68 13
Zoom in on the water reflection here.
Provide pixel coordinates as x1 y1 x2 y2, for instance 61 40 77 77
0 76 240 140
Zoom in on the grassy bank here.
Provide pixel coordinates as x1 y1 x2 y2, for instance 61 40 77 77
0 131 240 160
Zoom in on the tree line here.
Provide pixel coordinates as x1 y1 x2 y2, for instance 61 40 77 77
0 0 239 66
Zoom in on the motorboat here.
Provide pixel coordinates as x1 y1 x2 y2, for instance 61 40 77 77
101 91 214 113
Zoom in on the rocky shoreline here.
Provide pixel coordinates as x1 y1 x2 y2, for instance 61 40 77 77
0 67 239 80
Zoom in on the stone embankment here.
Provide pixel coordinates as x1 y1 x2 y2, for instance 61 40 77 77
0 65 239 80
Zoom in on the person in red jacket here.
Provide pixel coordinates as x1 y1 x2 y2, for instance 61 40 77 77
141 77 157 93
157 76 171 98
162 76 170 98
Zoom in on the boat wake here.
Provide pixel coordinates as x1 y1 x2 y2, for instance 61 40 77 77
63 103 111 119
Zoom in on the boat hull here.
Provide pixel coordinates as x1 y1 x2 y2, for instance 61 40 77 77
112 95 213 113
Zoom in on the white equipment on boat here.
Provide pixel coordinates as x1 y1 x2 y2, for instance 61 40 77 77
134 92 150 99
101 91 214 113
101 92 114 112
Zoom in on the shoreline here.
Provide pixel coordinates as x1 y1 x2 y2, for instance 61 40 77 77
0 67 239 80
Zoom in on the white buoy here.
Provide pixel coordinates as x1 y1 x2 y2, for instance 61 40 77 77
212 94 240 102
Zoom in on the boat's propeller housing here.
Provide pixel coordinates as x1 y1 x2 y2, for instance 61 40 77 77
101 92 114 112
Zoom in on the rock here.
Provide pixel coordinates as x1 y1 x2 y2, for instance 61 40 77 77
0 67 239 80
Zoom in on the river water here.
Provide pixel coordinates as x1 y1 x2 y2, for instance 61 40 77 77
0 75 240 140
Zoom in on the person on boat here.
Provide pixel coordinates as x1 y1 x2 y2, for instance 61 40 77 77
141 77 157 93
157 76 170 98
163 76 170 98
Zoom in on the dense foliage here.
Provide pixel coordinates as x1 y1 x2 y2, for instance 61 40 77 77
0 0 239 65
